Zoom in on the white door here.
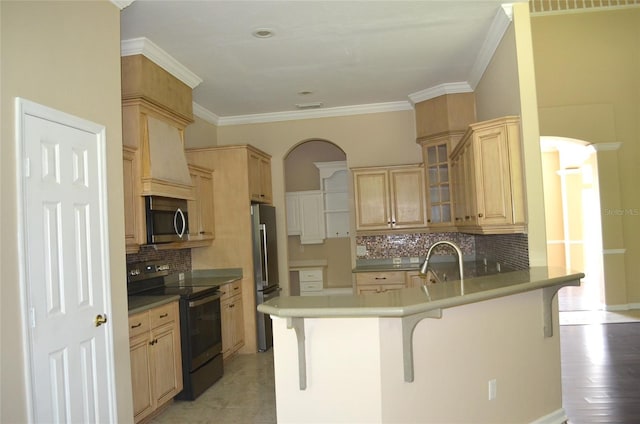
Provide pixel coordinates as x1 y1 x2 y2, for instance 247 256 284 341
17 98 116 422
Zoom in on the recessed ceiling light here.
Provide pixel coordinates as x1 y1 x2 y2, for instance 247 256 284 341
252 28 274 38
298 90 313 96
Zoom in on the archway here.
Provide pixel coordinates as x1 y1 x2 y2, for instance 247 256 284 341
284 139 352 295
540 136 604 311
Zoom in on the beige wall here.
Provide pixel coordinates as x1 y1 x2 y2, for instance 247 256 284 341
1 1 133 422
532 9 640 307
284 140 345 192
185 115 218 148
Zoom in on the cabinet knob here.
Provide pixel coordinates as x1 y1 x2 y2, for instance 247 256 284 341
478 213 484 218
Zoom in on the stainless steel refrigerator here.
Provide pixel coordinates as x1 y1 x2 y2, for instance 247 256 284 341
251 203 280 352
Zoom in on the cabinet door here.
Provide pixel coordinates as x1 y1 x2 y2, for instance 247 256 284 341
188 166 215 240
259 155 273 204
424 142 452 226
299 192 325 244
248 151 272 203
389 167 428 229
123 147 143 252
150 321 182 407
285 193 301 235
221 297 234 357
130 333 154 422
231 296 244 353
473 126 511 226
353 170 391 230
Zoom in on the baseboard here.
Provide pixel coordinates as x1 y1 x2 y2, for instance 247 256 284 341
530 408 568 424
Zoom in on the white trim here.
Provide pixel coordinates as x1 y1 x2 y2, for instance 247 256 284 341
547 239 584 245
408 82 473 104
629 303 640 310
15 97 118 422
110 0 134 10
592 142 622 152
216 101 412 126
121 37 203 89
529 408 568 424
192 102 220 125
531 3 640 16
467 4 514 89
605 303 631 312
603 248 626 255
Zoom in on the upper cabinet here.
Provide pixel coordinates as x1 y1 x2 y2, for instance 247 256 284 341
450 116 526 234
188 165 215 241
248 149 273 204
352 164 428 232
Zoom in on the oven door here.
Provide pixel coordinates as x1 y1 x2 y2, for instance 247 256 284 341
185 291 222 371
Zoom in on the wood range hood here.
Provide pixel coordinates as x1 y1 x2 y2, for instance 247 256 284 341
122 54 196 200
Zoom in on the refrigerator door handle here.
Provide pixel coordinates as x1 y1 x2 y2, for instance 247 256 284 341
260 223 268 286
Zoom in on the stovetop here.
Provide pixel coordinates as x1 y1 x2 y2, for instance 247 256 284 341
127 261 220 300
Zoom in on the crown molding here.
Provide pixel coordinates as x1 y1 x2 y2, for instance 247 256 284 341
110 0 134 10
121 37 203 89
591 142 622 151
192 102 220 125
467 4 514 89
216 101 413 126
408 82 474 104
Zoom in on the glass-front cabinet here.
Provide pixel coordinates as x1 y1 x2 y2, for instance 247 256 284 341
418 131 463 230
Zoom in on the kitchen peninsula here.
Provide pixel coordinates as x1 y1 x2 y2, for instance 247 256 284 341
258 268 583 424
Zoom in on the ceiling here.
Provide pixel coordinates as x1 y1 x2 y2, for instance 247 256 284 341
120 1 524 124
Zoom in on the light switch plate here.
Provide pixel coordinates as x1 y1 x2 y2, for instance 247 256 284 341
393 257 402 265
410 257 420 263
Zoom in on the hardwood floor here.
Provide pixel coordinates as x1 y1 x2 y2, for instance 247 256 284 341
561 323 640 423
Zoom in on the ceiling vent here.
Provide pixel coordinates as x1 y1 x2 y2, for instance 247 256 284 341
295 102 323 110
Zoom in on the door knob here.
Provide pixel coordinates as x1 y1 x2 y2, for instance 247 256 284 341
95 314 108 327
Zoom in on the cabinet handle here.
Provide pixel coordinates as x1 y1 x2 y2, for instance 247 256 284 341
233 286 239 291
131 322 142 329
159 313 168 318
229 304 235 308
478 213 484 218
149 339 157 346
374 277 387 280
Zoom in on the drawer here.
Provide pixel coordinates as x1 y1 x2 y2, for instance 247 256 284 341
128 312 150 338
300 281 323 292
221 279 242 301
355 271 405 286
149 302 177 329
299 269 323 282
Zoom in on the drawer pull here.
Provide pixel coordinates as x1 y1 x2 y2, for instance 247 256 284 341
159 313 168 318
131 322 142 329
374 277 387 280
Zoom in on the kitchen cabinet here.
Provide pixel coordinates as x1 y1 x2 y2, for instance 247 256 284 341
129 301 182 423
417 132 464 231
352 164 427 232
299 268 324 296
249 149 273 204
405 270 441 287
187 164 215 241
285 191 325 244
450 116 526 234
355 271 406 295
220 280 244 359
123 146 145 253
316 161 350 238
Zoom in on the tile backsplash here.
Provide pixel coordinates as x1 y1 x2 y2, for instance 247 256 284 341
356 232 529 270
126 246 192 276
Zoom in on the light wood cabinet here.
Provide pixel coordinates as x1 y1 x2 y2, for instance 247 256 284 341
129 302 182 423
123 146 145 253
450 116 526 234
188 165 215 241
249 150 273 204
352 164 427 232
417 132 464 230
220 280 244 359
355 271 406 295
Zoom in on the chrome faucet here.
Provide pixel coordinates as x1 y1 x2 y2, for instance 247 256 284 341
419 240 464 281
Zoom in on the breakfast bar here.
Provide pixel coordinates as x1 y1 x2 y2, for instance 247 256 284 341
259 267 583 424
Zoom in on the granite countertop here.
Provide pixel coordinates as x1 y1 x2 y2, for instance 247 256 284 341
128 295 180 315
258 267 584 319
353 260 512 280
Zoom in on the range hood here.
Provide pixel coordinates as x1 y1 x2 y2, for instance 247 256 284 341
140 114 194 200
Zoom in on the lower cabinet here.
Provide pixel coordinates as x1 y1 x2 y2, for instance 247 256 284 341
220 280 244 359
355 271 406 295
129 301 182 423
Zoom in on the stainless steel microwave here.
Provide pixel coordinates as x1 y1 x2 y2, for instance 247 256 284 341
145 196 189 244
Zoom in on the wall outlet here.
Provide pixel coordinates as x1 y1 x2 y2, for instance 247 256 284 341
356 245 367 256
488 379 497 400
393 257 402 265
409 257 420 263
179 272 185 281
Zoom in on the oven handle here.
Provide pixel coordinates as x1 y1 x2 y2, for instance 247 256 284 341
188 292 222 308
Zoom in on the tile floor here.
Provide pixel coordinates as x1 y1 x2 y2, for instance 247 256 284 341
150 352 276 424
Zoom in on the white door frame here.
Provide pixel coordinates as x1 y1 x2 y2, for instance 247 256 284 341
14 97 118 421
